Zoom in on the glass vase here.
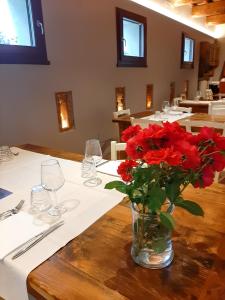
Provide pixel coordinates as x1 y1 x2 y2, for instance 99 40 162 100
131 202 174 269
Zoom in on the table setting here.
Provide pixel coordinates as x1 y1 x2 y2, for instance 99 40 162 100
142 101 193 123
0 144 123 300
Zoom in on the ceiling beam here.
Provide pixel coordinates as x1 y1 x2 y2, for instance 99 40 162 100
192 0 225 17
207 13 225 25
169 0 206 7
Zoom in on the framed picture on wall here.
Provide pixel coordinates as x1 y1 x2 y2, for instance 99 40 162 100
181 32 195 69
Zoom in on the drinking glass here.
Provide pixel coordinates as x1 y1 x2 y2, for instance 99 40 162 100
85 139 102 165
41 159 65 217
0 145 14 162
83 157 102 187
162 101 170 114
30 185 51 214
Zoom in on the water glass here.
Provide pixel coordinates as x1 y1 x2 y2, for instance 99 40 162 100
81 159 96 178
84 139 102 165
30 185 51 214
162 101 170 114
82 158 102 187
0 145 14 162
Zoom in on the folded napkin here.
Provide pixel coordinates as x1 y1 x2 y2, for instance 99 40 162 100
0 188 12 200
0 211 49 260
96 160 121 177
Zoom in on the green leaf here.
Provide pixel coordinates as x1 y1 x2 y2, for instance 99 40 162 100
160 212 175 230
104 181 127 194
165 181 181 202
148 184 166 212
174 199 204 216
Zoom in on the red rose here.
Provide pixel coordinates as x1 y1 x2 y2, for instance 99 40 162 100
117 160 138 182
121 125 141 142
143 147 181 166
175 140 201 169
194 166 215 188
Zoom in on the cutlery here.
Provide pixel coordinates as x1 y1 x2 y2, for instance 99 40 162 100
12 220 64 259
96 160 109 167
0 200 25 221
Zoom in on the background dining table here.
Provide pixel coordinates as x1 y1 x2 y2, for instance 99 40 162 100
112 111 225 141
9 144 224 300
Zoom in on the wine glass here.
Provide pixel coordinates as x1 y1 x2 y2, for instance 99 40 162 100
41 159 65 218
162 101 170 114
84 139 102 186
85 139 102 165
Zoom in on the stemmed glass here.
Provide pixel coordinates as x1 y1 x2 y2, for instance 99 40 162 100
162 101 170 114
85 139 102 165
83 139 102 186
41 159 65 218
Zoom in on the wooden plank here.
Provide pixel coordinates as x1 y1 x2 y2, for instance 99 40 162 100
170 0 206 7
207 13 225 24
192 0 225 17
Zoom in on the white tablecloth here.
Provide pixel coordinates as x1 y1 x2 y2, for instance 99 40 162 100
142 112 193 123
0 148 123 300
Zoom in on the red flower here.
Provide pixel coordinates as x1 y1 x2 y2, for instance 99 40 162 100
121 125 141 142
175 140 201 169
143 147 182 166
194 166 215 188
126 132 149 160
117 160 138 182
211 152 225 172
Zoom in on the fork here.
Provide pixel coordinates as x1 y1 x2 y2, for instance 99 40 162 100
0 200 25 221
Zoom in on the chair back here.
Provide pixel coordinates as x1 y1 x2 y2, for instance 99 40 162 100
173 106 192 113
113 109 131 118
130 117 162 128
179 119 225 136
208 101 225 115
111 141 126 160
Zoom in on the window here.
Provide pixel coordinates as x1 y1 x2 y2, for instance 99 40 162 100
0 0 49 64
181 32 195 69
116 7 147 67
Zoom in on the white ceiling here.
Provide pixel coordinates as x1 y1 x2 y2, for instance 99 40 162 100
130 0 225 38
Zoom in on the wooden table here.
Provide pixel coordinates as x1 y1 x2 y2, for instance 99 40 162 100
112 112 225 141
16 144 225 300
179 100 212 113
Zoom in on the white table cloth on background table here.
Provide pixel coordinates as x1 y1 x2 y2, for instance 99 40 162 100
142 112 193 123
0 147 123 300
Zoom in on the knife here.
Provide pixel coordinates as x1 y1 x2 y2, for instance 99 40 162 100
12 220 64 260
0 200 25 221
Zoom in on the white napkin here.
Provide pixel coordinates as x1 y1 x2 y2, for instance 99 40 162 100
96 160 121 177
0 211 49 260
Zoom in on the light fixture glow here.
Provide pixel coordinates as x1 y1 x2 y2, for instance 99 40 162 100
130 0 224 38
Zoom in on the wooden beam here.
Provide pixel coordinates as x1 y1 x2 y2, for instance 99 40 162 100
192 0 225 17
169 0 206 7
207 13 225 24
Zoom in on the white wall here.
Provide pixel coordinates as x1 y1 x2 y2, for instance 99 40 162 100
0 0 214 153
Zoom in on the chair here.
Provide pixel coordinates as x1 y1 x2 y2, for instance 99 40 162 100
173 97 182 107
111 141 126 160
113 109 131 118
130 117 162 128
179 119 225 183
172 106 192 113
112 109 131 142
208 101 225 115
179 119 225 136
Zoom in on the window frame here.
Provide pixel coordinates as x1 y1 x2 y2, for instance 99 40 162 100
116 7 147 68
181 32 195 69
0 0 49 65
